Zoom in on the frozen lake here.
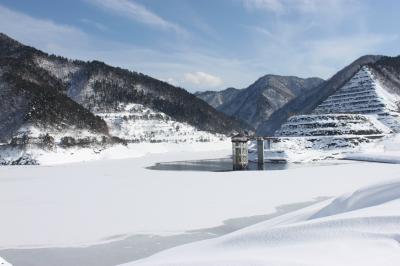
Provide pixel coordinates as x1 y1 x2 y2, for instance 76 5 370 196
0 143 399 266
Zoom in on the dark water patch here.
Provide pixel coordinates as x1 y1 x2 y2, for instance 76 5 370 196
146 157 292 172
146 157 353 172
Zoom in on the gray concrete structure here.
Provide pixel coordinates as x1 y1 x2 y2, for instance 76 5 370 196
231 135 249 170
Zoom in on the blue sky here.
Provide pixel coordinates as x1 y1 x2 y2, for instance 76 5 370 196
0 0 399 91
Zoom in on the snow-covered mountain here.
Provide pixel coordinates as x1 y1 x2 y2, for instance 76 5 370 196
31 48 250 136
0 33 252 164
196 75 324 129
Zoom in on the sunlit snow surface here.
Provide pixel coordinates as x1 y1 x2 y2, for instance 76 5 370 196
121 179 400 266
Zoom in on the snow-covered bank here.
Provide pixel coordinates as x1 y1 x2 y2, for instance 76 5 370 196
121 180 400 266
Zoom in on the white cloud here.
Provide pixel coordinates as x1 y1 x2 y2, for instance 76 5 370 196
242 0 358 14
80 18 108 31
184 72 223 88
243 0 285 13
85 0 185 34
163 77 178 86
239 0 398 80
245 27 397 80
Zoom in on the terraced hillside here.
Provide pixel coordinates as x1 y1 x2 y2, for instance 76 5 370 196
313 66 400 132
267 65 400 160
276 66 400 138
276 114 390 137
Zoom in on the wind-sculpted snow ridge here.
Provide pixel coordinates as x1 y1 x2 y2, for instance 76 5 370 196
120 180 400 266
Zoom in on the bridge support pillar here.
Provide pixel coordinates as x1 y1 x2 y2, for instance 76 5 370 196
257 137 264 165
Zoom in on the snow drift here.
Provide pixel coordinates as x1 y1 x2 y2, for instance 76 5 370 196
122 180 400 266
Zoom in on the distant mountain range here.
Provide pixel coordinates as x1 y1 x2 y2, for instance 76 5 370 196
0 33 251 146
196 75 324 130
